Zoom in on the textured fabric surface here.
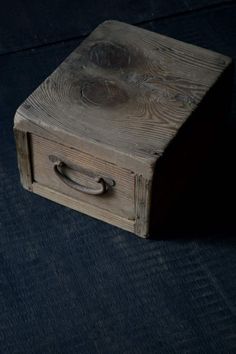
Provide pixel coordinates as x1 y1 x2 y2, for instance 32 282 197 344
0 0 228 54
1 1 236 353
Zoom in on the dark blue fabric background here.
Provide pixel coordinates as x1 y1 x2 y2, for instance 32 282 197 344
1 1 236 353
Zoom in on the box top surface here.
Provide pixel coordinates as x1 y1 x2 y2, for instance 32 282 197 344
15 20 231 162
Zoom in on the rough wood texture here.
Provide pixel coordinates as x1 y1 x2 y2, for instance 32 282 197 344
32 183 135 233
13 129 32 191
15 20 231 160
14 20 233 237
134 175 152 237
30 134 135 221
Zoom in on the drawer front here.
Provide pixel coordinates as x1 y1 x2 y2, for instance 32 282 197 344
30 134 135 223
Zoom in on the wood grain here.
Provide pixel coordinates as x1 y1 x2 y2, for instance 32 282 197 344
134 175 152 237
30 134 135 220
14 129 32 191
32 183 135 233
14 20 233 237
15 20 232 161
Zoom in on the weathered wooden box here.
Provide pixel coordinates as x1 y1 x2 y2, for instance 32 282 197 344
14 20 232 238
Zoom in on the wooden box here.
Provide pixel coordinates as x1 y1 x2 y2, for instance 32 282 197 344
14 21 232 238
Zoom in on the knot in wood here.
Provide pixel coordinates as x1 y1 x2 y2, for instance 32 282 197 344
89 42 131 69
81 79 128 107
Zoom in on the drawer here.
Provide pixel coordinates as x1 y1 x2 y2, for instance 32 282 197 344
30 134 135 228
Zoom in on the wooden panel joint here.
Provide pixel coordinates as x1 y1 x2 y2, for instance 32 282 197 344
134 174 152 238
14 129 33 191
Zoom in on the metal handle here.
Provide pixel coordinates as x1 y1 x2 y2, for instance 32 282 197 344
53 160 109 195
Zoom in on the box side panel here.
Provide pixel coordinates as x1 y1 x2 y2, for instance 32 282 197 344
149 61 234 235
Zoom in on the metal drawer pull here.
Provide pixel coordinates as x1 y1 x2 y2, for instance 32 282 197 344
53 160 109 195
